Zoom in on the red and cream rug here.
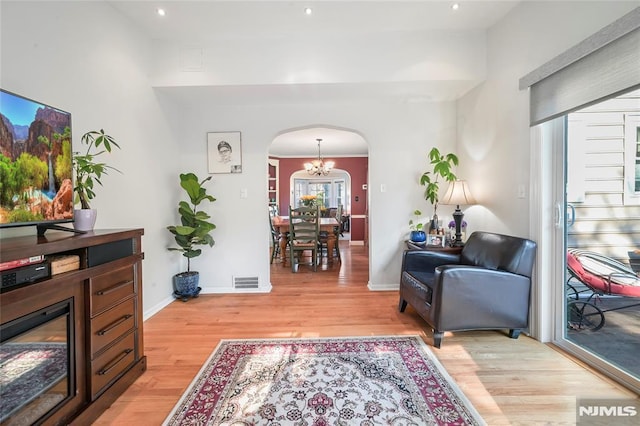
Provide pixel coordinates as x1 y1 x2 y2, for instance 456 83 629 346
163 336 484 426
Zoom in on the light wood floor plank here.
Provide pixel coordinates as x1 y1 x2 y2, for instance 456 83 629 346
93 243 637 425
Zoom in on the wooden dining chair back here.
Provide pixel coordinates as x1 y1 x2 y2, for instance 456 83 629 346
288 205 320 272
336 204 346 236
319 204 342 263
269 209 281 264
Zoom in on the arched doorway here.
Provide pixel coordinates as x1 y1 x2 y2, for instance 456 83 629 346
267 126 369 273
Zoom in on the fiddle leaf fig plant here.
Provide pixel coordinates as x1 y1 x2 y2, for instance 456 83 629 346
167 173 216 273
73 129 121 209
419 147 458 216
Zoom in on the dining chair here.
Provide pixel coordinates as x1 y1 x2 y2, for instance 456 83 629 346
336 204 345 236
288 205 320 272
318 204 342 263
269 206 289 264
269 210 281 264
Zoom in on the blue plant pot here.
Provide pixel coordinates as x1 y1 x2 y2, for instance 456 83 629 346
173 271 200 297
410 231 427 243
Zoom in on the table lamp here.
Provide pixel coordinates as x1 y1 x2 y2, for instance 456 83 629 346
440 180 476 246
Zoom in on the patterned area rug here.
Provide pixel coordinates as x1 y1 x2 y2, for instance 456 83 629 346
0 342 67 422
164 336 484 426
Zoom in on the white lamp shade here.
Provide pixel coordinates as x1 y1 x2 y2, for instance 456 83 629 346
440 180 476 206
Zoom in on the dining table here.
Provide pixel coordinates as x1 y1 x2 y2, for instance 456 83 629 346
271 216 341 265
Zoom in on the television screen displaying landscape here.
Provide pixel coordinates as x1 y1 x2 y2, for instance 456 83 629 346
0 89 73 227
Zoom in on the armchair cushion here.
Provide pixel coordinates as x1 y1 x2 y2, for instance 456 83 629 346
399 231 537 348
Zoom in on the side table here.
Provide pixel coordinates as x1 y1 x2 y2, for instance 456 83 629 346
405 240 464 254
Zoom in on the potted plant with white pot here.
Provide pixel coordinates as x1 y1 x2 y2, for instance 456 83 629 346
419 147 458 233
167 173 216 301
72 129 121 231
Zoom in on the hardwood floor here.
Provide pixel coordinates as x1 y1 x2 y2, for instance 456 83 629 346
94 242 638 425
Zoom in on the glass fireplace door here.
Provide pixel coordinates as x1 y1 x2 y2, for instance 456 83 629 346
0 299 73 425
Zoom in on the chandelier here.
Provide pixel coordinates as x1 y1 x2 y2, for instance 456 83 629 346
304 138 335 176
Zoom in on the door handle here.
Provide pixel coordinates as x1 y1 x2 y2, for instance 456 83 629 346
566 203 576 228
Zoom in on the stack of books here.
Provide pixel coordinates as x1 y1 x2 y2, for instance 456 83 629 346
0 255 45 272
0 254 80 275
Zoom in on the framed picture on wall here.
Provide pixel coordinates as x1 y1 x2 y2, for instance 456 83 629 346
207 131 242 174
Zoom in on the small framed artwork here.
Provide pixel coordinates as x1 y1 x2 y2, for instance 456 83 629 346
207 131 242 174
426 234 446 247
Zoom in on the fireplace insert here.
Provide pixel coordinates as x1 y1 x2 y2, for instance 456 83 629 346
0 298 75 425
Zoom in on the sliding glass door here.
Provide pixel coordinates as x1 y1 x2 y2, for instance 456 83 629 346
547 90 640 393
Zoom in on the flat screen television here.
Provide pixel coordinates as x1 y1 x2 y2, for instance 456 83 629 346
0 89 78 235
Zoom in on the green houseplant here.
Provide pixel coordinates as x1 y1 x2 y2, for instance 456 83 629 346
167 173 216 301
409 209 426 243
72 129 121 231
419 147 458 231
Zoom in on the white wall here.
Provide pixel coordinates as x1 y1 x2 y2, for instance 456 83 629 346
457 1 639 236
158 92 458 291
152 30 486 92
0 1 181 317
457 1 638 341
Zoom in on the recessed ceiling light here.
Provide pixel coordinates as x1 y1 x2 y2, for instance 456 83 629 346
157 8 166 17
305 7 312 15
452 3 460 11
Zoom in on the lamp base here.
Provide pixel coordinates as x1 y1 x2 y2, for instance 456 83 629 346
452 206 465 247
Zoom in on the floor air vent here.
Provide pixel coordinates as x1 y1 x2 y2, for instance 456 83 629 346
233 276 259 289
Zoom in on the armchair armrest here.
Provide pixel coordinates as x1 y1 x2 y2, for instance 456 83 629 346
401 250 461 273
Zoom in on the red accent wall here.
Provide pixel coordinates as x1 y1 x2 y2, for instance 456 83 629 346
273 156 368 241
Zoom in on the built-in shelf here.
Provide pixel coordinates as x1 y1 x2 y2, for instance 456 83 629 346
268 159 279 210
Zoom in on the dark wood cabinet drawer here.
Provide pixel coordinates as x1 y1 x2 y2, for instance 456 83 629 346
90 265 135 316
90 331 136 399
90 297 135 358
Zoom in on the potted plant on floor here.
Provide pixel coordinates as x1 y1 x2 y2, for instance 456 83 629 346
419 147 458 233
72 129 121 231
167 173 216 301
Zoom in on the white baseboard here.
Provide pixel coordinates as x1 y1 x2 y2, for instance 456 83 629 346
367 282 399 291
143 284 273 321
200 284 273 294
349 240 364 246
143 295 175 321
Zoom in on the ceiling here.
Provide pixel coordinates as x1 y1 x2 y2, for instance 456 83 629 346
108 0 520 156
108 1 519 40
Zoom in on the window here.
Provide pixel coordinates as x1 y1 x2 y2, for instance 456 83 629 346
624 114 640 204
293 178 346 210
